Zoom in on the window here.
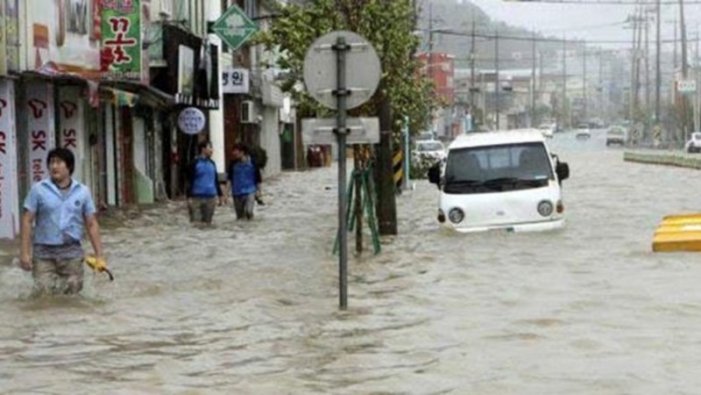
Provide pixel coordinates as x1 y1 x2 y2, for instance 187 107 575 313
444 142 553 194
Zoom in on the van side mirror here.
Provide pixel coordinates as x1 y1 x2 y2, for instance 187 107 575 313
556 162 570 182
428 163 441 185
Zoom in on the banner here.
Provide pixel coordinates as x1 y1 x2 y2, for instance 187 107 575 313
4 0 19 72
28 0 100 71
26 82 55 185
0 1 7 76
58 87 84 182
101 0 141 80
0 80 18 239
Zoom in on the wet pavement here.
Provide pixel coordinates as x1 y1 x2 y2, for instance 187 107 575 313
2 130 701 394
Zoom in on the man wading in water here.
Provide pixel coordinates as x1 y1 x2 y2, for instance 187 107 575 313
187 141 225 226
19 148 105 295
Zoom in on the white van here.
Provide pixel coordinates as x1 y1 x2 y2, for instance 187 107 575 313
428 130 570 233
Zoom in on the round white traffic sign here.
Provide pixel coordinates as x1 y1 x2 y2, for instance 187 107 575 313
178 107 206 135
303 31 382 110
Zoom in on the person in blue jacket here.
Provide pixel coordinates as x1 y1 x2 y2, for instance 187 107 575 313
228 144 262 220
187 141 224 225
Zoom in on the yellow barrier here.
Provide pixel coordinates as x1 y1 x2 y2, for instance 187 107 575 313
653 213 701 252
393 150 403 187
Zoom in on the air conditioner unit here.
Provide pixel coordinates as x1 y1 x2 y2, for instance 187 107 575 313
241 100 256 123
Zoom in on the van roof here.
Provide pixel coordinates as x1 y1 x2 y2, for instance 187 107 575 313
448 130 546 150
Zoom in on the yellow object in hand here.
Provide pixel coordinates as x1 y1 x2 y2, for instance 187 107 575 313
85 255 114 281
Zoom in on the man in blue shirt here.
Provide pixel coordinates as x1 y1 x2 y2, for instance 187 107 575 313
19 148 105 295
187 141 224 225
227 144 262 220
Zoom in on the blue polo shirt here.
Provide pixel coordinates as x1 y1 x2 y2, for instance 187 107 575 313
23 179 97 246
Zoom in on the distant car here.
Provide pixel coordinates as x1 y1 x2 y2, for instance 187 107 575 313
537 123 556 138
414 140 446 163
686 132 701 153
606 127 627 146
575 124 591 140
416 131 435 142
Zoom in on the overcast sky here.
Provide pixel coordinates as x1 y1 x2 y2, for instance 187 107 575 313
469 0 701 49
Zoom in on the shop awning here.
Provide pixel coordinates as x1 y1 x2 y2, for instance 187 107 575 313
19 62 175 109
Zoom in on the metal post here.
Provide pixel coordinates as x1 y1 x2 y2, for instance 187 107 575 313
333 36 350 310
495 30 500 130
630 16 637 122
531 32 537 127
656 0 661 123
470 17 476 117
680 0 690 143
583 43 587 123
403 116 410 191
563 35 567 129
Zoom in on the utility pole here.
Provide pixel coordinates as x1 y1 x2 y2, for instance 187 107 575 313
696 32 700 133
583 43 587 123
539 50 544 93
495 29 500 130
428 2 434 103
645 11 650 114
655 0 661 123
599 50 604 118
531 31 537 127
562 35 568 129
645 9 651 138
629 8 639 122
635 6 643 120
470 17 476 118
674 18 678 71
680 0 689 144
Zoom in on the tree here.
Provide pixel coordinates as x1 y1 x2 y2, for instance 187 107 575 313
257 0 438 236
257 0 437 140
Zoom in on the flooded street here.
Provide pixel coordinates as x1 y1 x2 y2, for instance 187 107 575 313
3 131 701 394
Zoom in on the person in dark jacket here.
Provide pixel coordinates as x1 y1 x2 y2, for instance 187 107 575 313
188 141 224 225
227 144 262 220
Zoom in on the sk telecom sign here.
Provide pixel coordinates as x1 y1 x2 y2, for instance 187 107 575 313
101 0 142 80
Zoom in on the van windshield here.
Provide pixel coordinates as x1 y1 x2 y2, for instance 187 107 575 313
444 142 554 194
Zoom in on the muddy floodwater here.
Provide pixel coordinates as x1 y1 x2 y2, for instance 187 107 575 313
2 131 701 394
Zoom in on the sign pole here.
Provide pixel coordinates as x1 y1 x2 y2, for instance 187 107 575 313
334 36 350 310
403 116 410 191
302 31 381 310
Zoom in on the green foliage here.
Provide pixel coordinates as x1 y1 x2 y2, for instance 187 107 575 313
410 156 439 180
256 0 437 137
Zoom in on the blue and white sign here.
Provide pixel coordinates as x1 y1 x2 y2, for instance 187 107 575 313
178 107 206 135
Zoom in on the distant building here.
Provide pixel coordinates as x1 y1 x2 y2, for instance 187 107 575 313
417 52 455 105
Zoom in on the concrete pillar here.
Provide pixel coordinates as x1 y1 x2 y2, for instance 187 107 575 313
208 0 226 174
0 80 19 239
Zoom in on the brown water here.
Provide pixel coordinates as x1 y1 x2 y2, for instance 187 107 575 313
2 131 701 394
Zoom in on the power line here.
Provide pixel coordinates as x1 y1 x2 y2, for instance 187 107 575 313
502 0 701 4
435 29 701 44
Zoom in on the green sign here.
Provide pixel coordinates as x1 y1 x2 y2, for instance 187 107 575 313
212 5 258 51
101 0 141 80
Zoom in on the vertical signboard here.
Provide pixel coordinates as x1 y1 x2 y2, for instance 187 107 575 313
26 82 55 185
58 87 84 182
0 1 7 76
4 0 19 72
101 0 141 80
0 81 18 238
141 0 150 84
